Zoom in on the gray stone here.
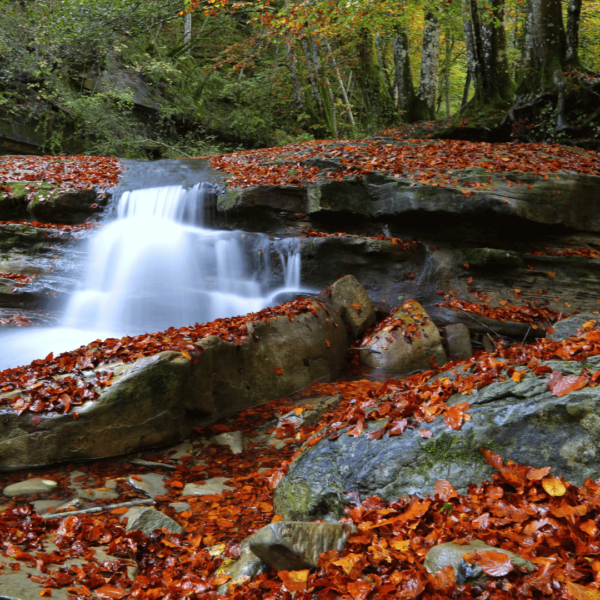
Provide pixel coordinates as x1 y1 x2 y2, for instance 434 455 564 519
218 539 270 594
361 300 446 372
166 441 194 459
3 478 58 497
548 313 599 341
274 355 600 521
124 506 184 535
445 323 473 361
0 301 348 471
322 275 376 339
76 487 119 501
424 539 534 585
182 477 233 497
105 479 118 490
128 473 168 498
170 502 191 513
213 431 244 454
27 188 99 224
219 521 355 593
249 521 357 571
31 499 60 515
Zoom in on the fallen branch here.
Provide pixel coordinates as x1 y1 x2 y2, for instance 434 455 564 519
42 499 153 520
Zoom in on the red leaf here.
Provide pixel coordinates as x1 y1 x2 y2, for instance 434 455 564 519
434 479 457 500
274 366 283 375
465 551 513 577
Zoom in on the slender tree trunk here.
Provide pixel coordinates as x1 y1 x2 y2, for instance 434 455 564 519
285 39 305 115
393 23 415 116
326 41 357 136
566 0 582 66
184 13 192 49
418 11 441 115
461 69 472 109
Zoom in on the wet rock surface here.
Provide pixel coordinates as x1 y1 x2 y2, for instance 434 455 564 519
0 302 347 470
273 353 600 522
361 300 446 372
424 539 534 583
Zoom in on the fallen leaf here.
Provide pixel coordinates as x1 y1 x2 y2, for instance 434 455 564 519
542 476 567 497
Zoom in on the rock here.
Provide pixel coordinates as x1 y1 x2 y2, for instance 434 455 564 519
213 431 244 454
27 188 100 224
426 306 546 340
274 353 600 521
127 473 168 498
444 323 473 360
124 506 184 535
77 487 119 501
166 441 194 459
360 300 446 372
482 335 496 353
548 313 599 341
218 538 270 594
218 170 600 232
170 502 191 513
0 301 348 470
248 521 357 572
182 477 234 497
31 499 60 515
321 275 376 339
219 521 356 592
3 477 58 497
105 479 118 489
424 540 534 585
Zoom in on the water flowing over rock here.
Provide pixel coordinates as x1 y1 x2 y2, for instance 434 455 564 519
273 354 600 522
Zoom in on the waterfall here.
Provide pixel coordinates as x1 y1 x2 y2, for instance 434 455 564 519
0 179 306 370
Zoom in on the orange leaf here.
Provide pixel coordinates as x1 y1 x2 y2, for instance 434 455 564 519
39 592 52 597
325 337 331 348
434 479 457 500
95 586 128 599
347 579 372 600
278 569 310 592
548 272 555 277
181 350 191 360
512 370 524 383
542 476 567 497
527 466 552 480
432 565 455 591
546 372 589 397
332 553 365 579
274 366 283 375
110 507 129 515
580 519 599 537
418 430 432 438
566 581 600 600
351 302 362 311
466 551 513 577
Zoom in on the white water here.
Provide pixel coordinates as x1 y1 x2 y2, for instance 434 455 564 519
0 183 306 370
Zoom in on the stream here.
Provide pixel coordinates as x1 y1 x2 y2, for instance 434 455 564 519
0 160 309 370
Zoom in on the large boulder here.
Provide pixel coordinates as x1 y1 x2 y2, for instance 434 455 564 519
547 314 599 342
360 300 446 372
273 354 600 521
0 302 348 470
320 274 376 339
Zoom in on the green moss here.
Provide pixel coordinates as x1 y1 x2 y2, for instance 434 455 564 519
217 188 242 212
417 431 501 476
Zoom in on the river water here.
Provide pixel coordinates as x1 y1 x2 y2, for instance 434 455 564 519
0 160 307 369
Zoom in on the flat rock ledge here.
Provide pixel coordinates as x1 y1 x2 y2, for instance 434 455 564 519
0 301 348 470
217 170 600 232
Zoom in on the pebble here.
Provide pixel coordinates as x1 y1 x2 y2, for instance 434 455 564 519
170 502 191 513
76 487 119 501
31 499 59 515
123 506 184 535
127 473 167 498
182 477 234 497
213 431 244 454
3 478 58 497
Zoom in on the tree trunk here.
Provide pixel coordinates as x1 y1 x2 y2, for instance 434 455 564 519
566 0 582 67
326 41 357 137
286 39 305 115
519 0 567 94
418 11 441 115
357 29 397 129
184 13 192 53
393 23 415 116
463 0 514 107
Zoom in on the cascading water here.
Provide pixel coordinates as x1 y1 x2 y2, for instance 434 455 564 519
0 172 307 370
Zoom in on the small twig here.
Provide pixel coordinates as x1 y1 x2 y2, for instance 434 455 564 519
42 499 153 520
519 325 532 349
454 308 508 340
129 458 177 470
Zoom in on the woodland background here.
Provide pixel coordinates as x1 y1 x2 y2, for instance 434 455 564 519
0 0 599 158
